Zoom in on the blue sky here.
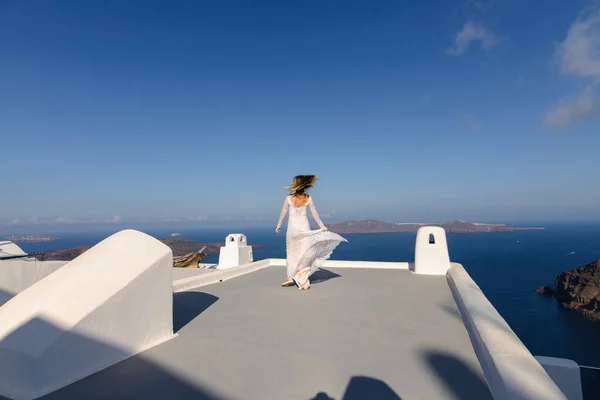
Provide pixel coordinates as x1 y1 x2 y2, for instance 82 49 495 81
1 0 599 231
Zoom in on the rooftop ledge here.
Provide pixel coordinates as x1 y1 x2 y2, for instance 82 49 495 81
0 228 584 400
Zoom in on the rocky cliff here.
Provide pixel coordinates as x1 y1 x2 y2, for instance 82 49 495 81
537 258 600 322
554 258 600 321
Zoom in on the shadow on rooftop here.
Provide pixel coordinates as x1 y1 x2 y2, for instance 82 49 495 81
423 350 493 400
311 268 341 285
311 376 401 400
341 376 401 400
41 350 229 400
438 303 462 319
173 291 219 333
0 288 14 307
0 316 228 400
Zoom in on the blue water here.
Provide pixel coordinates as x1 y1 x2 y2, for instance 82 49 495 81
17 224 600 376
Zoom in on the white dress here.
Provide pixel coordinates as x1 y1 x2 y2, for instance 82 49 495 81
276 195 347 289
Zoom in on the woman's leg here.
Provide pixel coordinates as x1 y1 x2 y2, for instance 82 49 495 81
293 266 312 290
283 233 300 287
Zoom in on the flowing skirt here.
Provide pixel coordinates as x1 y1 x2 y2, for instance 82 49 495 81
286 228 347 290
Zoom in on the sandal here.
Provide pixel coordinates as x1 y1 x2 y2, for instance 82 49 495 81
281 278 294 287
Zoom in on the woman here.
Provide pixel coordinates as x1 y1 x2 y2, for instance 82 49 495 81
275 175 347 290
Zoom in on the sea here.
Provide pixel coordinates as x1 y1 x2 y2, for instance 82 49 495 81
14 223 600 395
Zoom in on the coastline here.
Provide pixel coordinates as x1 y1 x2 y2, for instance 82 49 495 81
4 236 59 243
326 220 546 234
34 237 267 261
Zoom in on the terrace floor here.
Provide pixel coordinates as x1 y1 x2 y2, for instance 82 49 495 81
41 267 493 400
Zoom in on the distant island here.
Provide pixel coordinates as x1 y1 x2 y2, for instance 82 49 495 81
325 220 544 234
537 258 600 322
5 235 59 243
37 238 267 261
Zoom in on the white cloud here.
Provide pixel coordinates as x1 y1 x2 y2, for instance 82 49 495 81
55 216 75 224
546 8 600 128
82 216 122 224
448 21 501 56
8 216 42 225
187 216 207 221
544 86 598 127
557 10 600 78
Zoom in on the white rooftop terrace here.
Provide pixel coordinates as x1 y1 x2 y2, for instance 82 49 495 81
41 266 491 400
0 229 586 400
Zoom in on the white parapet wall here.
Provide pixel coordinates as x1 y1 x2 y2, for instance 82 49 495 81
0 241 28 259
447 264 570 400
217 233 253 269
413 226 451 275
174 259 272 292
0 260 68 306
535 356 583 400
172 258 412 292
278 258 409 270
0 229 174 400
